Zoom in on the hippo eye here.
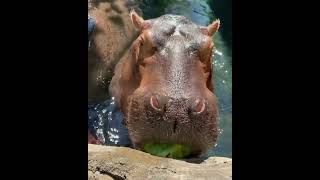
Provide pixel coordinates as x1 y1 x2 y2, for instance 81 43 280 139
189 49 198 56
187 44 200 57
163 26 176 36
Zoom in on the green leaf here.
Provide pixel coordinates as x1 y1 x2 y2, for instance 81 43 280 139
143 143 192 159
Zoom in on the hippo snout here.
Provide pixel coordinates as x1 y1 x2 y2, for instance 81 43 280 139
126 91 218 155
150 94 206 115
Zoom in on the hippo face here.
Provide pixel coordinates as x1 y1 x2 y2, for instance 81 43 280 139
110 10 220 157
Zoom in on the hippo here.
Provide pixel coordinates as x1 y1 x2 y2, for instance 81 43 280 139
109 10 220 157
88 0 140 143
88 0 140 104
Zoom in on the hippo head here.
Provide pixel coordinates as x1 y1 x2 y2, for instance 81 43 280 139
110 10 220 157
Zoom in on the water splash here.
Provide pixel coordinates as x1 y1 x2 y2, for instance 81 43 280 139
88 98 132 147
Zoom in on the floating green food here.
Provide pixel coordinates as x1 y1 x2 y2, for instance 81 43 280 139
143 143 192 159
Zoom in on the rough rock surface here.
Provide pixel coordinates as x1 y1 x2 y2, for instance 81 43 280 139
88 144 232 180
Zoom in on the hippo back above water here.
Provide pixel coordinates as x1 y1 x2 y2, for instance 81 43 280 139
110 10 221 157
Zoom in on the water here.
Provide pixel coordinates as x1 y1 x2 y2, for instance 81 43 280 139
88 97 132 147
88 0 232 158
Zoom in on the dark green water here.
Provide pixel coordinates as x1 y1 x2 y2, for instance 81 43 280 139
135 0 232 158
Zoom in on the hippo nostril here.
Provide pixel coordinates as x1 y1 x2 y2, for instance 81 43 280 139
151 95 168 111
191 98 206 114
150 95 169 111
150 95 160 110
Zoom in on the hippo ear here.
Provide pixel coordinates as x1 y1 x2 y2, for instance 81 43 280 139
201 19 220 36
130 9 148 30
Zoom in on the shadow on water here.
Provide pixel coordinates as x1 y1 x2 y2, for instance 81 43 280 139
88 0 232 158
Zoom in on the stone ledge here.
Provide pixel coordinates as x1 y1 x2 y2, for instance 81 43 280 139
88 144 232 180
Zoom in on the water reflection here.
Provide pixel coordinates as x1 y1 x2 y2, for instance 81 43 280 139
88 0 232 158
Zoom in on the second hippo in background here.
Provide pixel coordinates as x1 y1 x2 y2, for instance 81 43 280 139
88 0 140 104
